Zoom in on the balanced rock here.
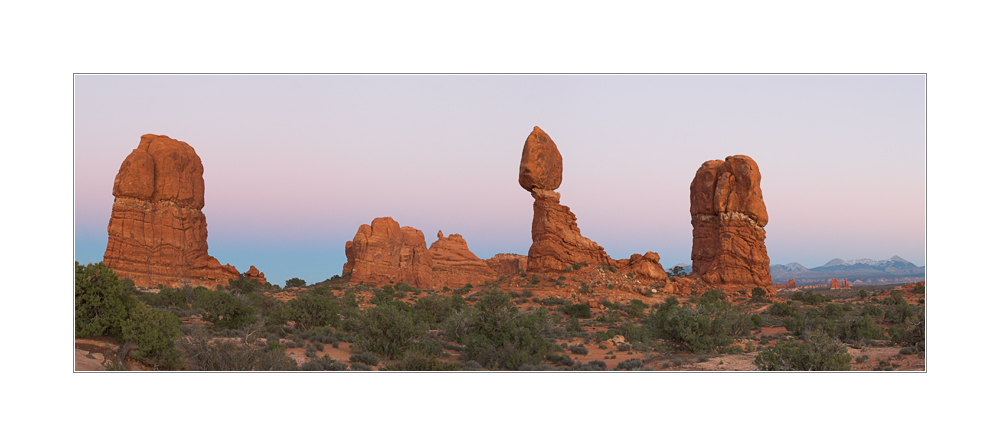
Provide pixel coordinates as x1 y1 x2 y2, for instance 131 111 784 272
342 217 434 288
690 155 774 294
520 127 614 272
103 134 240 288
519 126 563 191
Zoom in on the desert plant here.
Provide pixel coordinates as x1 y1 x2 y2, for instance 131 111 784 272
285 293 340 330
75 262 139 340
562 303 592 319
285 278 306 288
121 302 182 368
753 331 852 371
354 304 420 359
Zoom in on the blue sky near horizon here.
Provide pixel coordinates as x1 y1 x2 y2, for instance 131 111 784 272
74 74 926 285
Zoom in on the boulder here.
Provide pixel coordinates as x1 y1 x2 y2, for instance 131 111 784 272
518 126 563 192
618 252 669 281
103 134 240 288
690 155 774 295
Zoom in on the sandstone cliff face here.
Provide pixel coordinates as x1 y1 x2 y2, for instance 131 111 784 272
690 155 774 294
484 253 527 276
520 127 615 272
103 134 240 288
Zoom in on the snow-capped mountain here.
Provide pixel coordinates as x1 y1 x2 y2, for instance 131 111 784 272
769 256 924 285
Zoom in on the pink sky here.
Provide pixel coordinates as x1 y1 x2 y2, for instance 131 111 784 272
74 75 925 284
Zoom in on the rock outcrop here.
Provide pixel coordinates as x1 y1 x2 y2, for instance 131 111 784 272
103 134 240 288
342 217 526 289
690 155 774 295
244 265 266 285
342 217 434 288
830 278 840 289
618 252 669 281
777 278 797 289
520 127 615 272
428 231 498 287
484 253 527 276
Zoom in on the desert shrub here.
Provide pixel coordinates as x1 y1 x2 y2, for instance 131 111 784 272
883 302 916 324
285 294 340 330
350 351 380 366
802 291 832 306
615 358 644 371
618 321 650 344
750 314 764 330
569 344 589 355
562 303 592 319
193 290 256 330
860 304 884 319
386 350 459 371
140 287 190 309
913 283 925 294
838 314 885 343
302 356 349 371
822 303 846 319
753 331 852 371
414 294 463 326
75 262 139 340
617 343 632 352
354 304 420 359
227 276 258 294
449 291 553 370
855 354 870 364
285 278 306 288
750 287 769 303
122 302 182 368
540 297 566 306
577 360 607 371
579 283 590 294
180 329 298 371
884 291 907 306
768 302 798 317
625 299 649 319
647 296 754 354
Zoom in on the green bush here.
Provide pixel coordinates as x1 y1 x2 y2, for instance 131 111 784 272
625 299 648 319
447 291 553 370
75 262 138 340
122 302 182 368
562 303 592 319
768 302 798 317
285 293 340 330
414 294 463 326
349 351 380 367
838 314 885 343
180 329 298 371
354 304 420 359
285 278 306 288
193 290 256 330
647 296 753 354
754 331 852 371
750 287 768 303
227 276 258 294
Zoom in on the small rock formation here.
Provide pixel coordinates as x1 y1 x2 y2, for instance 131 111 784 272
618 252 669 281
520 127 615 272
428 231 498 287
103 134 240 288
777 278 797 289
342 217 434 288
690 155 774 295
830 278 841 289
841 279 851 289
244 265 267 285
484 253 528 276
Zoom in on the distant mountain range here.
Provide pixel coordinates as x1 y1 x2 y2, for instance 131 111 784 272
770 256 924 286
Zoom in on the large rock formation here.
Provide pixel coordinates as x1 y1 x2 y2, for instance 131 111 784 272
103 134 240 288
342 217 435 288
690 155 774 294
342 217 525 289
520 127 615 272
